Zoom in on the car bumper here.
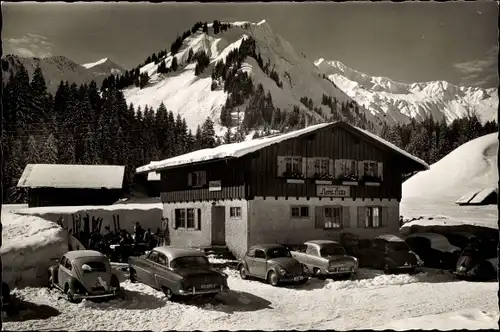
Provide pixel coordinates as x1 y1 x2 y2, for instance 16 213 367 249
178 285 230 296
280 275 309 282
326 267 357 275
74 291 117 300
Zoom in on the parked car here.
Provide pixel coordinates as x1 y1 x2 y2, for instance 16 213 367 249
128 246 229 300
109 243 149 263
405 233 462 270
1 282 19 316
351 234 420 274
443 232 478 250
290 240 358 279
454 240 498 281
237 244 310 286
48 250 121 303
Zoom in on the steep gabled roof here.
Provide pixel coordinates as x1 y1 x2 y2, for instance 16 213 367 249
136 122 430 174
17 164 125 189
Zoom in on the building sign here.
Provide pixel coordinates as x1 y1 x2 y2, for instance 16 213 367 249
317 185 350 197
209 180 222 192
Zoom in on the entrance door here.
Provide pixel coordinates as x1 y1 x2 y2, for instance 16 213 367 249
211 206 226 246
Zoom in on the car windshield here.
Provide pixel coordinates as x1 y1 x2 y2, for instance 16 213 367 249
320 244 346 257
81 261 107 273
170 256 210 269
267 247 292 259
387 242 409 251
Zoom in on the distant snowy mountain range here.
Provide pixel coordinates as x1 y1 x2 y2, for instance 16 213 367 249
2 54 124 93
315 58 498 125
3 20 497 132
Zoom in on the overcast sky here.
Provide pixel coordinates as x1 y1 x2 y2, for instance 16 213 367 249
2 1 498 88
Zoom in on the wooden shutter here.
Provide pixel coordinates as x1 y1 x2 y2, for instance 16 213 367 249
277 156 286 177
328 159 334 177
307 157 316 178
377 162 384 181
187 173 192 187
301 157 307 176
172 209 177 230
381 206 389 227
334 159 342 178
315 206 323 229
200 171 207 186
342 206 350 228
357 160 365 179
197 208 201 230
357 206 366 228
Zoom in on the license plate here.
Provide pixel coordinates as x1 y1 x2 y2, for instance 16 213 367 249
200 284 217 289
293 276 303 281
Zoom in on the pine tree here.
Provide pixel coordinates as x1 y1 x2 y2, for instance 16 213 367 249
40 133 59 164
31 65 49 124
171 56 178 71
25 135 41 164
223 129 232 144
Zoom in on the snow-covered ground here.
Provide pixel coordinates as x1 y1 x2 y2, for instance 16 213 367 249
401 133 498 230
3 267 498 330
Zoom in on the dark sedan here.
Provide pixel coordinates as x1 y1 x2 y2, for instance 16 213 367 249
237 244 310 286
128 246 229 300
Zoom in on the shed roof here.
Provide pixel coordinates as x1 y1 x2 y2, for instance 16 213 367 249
136 122 429 173
456 187 498 205
17 164 125 189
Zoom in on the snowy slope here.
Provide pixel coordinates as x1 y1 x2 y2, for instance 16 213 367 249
2 54 122 93
122 20 371 133
315 58 499 125
401 133 498 229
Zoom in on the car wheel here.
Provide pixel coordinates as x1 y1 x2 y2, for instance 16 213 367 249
110 274 121 291
239 265 248 280
129 268 138 283
297 278 308 285
477 263 495 281
162 287 175 301
66 289 82 304
313 268 326 280
267 271 279 286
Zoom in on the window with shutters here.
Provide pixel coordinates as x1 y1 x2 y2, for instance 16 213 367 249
283 156 305 179
188 171 206 187
365 207 382 228
291 206 309 218
338 159 357 181
230 207 242 219
324 207 343 229
175 208 200 230
314 158 329 178
362 161 382 181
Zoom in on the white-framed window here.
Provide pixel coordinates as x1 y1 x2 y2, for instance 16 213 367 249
174 208 201 230
363 161 378 178
324 207 343 229
229 207 242 219
339 159 357 178
291 206 309 218
365 207 381 228
188 171 206 187
314 158 329 177
285 156 303 174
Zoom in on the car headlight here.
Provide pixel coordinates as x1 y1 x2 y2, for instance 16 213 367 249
278 268 287 276
352 257 358 267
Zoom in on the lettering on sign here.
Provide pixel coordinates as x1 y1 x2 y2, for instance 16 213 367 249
209 180 222 192
317 185 350 197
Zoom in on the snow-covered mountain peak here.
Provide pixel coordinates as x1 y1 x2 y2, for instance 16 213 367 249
82 57 109 69
315 58 498 124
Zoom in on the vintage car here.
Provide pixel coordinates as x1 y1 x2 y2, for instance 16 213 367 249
352 235 420 274
48 250 121 303
290 240 358 279
454 240 498 281
443 232 478 250
405 233 461 270
237 244 310 286
128 246 229 300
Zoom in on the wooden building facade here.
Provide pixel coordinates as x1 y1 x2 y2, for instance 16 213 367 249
18 164 125 208
138 122 429 258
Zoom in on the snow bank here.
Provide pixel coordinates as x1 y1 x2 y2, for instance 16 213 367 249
401 133 498 230
1 209 68 288
372 308 499 330
15 199 164 234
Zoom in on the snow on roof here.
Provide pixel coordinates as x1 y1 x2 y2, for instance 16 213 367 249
147 171 161 181
136 122 430 173
17 164 125 189
468 187 497 204
376 234 405 242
